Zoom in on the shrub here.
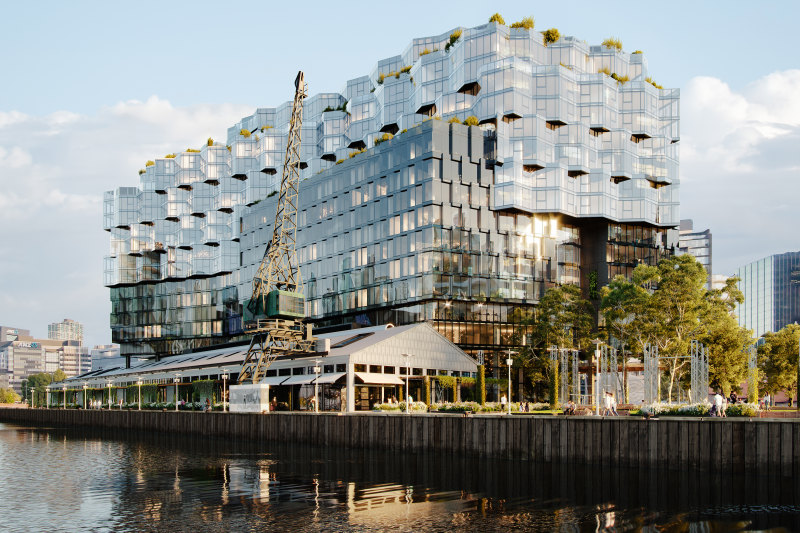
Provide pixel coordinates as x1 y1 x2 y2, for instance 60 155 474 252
207 137 214 146
164 153 176 158
463 115 479 126
726 403 760 417
186 148 200 153
602 37 623 51
374 132 393 146
323 106 334 112
398 65 412 77
348 148 366 159
488 13 505 25
0 387 20 403
377 73 386 84
239 128 251 138
260 125 273 131
373 401 427 412
448 116 461 124
610 72 629 84
419 48 438 56
445 29 463 52
542 28 560 46
510 16 534 30
597 66 611 76
226 145 231 152
145 160 155 167
645 76 663 89
138 169 146 175
632 50 643 54
335 159 344 165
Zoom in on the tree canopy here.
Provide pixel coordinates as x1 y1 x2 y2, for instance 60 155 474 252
758 323 800 400
601 255 753 401
0 387 20 404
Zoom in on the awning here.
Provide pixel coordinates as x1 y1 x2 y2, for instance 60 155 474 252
312 372 346 384
280 374 315 386
259 375 288 386
354 372 405 385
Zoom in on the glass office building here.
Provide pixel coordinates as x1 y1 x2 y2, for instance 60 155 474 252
735 252 800 339
104 21 679 363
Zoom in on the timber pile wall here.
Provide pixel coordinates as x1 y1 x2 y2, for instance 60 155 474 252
1 408 798 474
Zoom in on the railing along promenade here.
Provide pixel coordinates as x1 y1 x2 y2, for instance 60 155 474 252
1 407 798 474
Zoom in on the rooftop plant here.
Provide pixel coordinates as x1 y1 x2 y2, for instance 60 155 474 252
226 145 231 152
597 66 611 76
463 115 479 126
374 132 393 146
186 148 201 153
610 72 629 84
239 128 251 138
542 28 560 46
267 190 277 198
348 148 366 159
419 47 438 56
207 137 214 146
260 125 273 131
398 65 412 77
510 16 534 30
445 29 462 52
164 153 176 158
645 76 663 89
488 13 505 25
138 169 146 175
377 73 386 84
145 160 155 167
335 159 344 165
602 37 623 51
448 116 461 124
632 50 643 54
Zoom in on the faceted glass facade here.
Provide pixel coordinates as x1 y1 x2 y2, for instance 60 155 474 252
105 21 678 359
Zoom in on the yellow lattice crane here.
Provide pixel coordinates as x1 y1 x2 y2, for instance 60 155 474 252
238 71 315 384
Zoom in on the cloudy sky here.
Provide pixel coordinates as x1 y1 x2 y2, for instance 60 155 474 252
1 1 798 347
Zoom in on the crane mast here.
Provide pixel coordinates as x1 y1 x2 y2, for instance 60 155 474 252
238 71 314 384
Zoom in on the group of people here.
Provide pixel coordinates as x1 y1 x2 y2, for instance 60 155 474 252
561 391 618 416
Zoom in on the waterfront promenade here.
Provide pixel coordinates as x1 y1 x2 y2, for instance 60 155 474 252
2 407 798 475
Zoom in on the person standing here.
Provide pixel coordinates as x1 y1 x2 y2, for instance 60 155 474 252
713 391 724 417
764 393 771 410
610 392 619 416
500 394 507 410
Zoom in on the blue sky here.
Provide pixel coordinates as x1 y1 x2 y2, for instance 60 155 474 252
1 0 799 347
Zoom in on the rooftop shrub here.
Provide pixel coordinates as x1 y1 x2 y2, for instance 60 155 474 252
239 128 251 138
145 160 155 167
510 16 534 30
448 116 461 124
186 148 201 153
260 125 273 131
632 50 643 54
463 115 480 126
164 153 176 158
419 47 438 56
610 72 629 84
602 37 623 51
377 73 386 84
374 132 393 146
335 159 344 165
207 137 214 146
542 28 560 46
348 148 366 158
445 29 462 52
645 76 663 89
398 65 412 77
488 13 505 25
138 169 146 175
597 66 611 76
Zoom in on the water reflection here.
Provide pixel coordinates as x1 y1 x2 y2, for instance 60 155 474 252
0 422 797 532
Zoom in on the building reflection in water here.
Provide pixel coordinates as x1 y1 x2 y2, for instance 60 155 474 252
1 423 799 532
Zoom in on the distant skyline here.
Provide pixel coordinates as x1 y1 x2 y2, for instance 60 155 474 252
1 1 799 347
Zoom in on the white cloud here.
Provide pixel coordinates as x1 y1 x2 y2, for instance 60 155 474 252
0 98 252 347
681 69 800 275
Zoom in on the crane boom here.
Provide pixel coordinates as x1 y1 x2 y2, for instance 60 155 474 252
238 71 315 384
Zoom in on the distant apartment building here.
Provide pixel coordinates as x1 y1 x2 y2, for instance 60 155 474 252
0 325 92 393
47 319 84 343
735 251 800 338
677 219 712 288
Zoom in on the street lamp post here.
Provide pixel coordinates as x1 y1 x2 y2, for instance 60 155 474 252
63 385 67 409
506 350 517 416
107 381 112 410
83 383 87 409
221 369 229 412
313 360 322 414
137 379 142 411
30 386 35 409
401 353 413 414
174 374 180 411
591 339 603 416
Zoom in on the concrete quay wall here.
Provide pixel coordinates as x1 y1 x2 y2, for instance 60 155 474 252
2 408 798 474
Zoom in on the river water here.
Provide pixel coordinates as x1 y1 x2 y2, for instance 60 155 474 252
1 421 798 532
